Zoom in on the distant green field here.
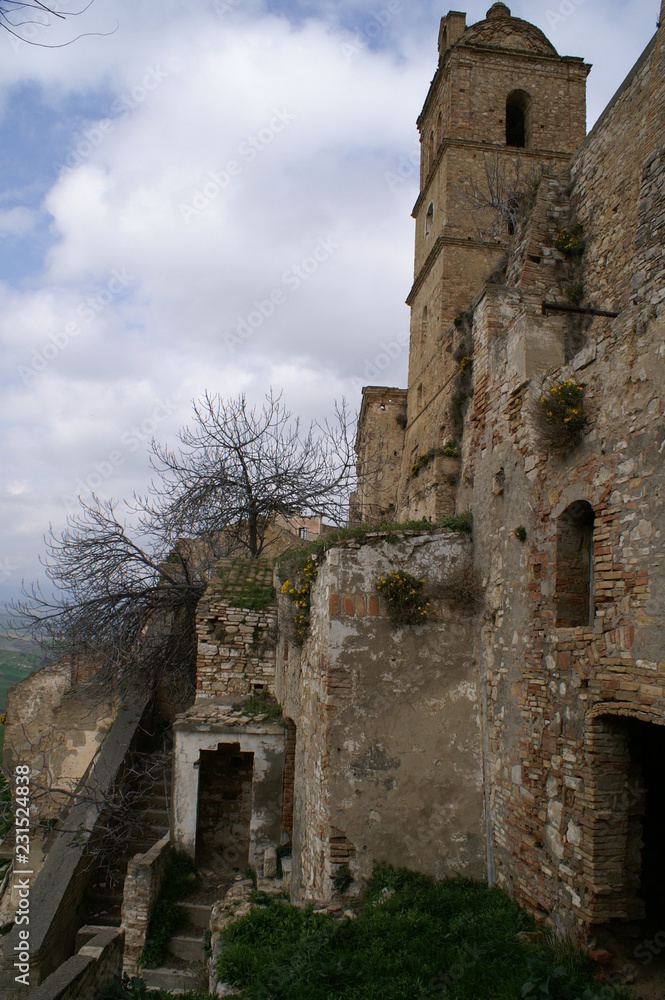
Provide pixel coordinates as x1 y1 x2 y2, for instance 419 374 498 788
0 649 42 713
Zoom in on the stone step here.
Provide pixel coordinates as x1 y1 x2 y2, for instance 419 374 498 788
141 967 203 992
168 932 206 963
179 902 212 929
139 807 170 825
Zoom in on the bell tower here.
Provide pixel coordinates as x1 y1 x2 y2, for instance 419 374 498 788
398 3 589 517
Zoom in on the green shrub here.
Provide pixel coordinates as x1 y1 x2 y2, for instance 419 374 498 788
216 863 629 1000
538 380 586 453
375 571 434 626
332 863 354 894
555 222 585 258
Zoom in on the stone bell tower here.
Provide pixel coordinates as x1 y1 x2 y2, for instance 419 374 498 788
395 3 589 519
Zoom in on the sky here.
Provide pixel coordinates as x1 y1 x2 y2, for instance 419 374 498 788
0 0 659 595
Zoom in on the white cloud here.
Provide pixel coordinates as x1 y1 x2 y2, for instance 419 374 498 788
0 0 657 586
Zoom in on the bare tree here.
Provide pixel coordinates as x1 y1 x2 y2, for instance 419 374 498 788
141 390 356 559
9 390 355 694
9 497 205 699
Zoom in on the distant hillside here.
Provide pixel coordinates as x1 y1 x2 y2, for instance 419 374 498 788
0 611 42 713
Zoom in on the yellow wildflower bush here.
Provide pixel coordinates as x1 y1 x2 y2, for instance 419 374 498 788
374 570 434 626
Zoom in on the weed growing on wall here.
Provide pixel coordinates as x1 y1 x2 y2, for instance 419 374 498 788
409 442 460 480
238 690 282 720
555 221 585 258
537 379 586 453
375 571 433 626
280 557 318 645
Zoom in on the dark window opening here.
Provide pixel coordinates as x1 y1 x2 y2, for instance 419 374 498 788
555 500 595 626
506 90 530 148
425 202 434 236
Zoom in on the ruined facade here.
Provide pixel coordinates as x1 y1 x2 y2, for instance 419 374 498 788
2 7 664 993
354 0 665 935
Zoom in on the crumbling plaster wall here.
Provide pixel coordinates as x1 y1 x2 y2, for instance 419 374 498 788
276 530 485 900
2 660 116 822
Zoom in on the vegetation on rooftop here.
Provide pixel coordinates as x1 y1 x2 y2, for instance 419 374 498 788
218 558 276 610
237 690 283 720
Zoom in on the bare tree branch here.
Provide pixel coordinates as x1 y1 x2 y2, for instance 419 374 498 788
0 1 116 48
138 390 356 559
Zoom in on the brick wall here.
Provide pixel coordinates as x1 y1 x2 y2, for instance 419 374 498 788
463 12 665 931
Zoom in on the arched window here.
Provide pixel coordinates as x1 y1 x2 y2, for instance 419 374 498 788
428 130 435 172
555 500 595 626
436 111 443 150
506 90 530 148
425 202 434 236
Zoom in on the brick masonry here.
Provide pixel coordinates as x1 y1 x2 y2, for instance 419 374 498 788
354 2 665 936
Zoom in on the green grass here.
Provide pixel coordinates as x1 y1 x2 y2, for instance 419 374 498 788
238 691 283 720
0 650 42 714
217 864 630 1000
218 558 277 610
104 977 211 999
279 515 472 579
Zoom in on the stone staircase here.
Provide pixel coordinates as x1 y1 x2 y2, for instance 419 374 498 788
84 740 173 927
141 900 211 994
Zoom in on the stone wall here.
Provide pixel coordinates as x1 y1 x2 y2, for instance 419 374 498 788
195 566 277 699
30 927 124 1000
0 700 148 996
276 528 485 900
463 10 665 927
570 35 658 313
121 835 171 977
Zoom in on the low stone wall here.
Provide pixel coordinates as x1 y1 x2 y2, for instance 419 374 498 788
29 926 124 1000
121 835 171 976
0 698 149 996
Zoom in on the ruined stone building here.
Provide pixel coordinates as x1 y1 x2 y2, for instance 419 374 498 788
173 0 665 938
1 2 665 993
